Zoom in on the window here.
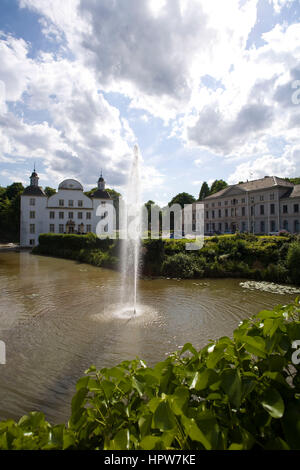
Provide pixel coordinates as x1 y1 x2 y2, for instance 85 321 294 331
68 212 74 219
212 203 215 207
231 208 234 216
250 197 254 203
242 198 245 204
294 204 299 213
225 209 228 217
225 201 228 206
218 202 221 207
225 222 229 230
30 211 35 219
49 224 55 233
78 212 83 219
68 200 74 207
59 224 64 233
260 195 264 201
49 211 55 219
212 223 215 230
86 224 91 232
242 222 246 232
86 212 91 220
242 207 246 216
30 198 35 206
59 199 64 207
29 239 35 246
206 211 209 219
283 205 288 214
270 204 275 215
206 224 209 231
251 206 254 216
260 205 264 215
212 210 215 219
294 220 300 233
218 223 222 231
260 221 265 233
283 220 289 231
218 209 221 218
59 212 64 219
78 200 83 207
30 224 35 234
270 220 276 232
270 193 275 201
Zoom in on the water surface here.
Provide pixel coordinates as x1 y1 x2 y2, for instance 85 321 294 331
0 252 297 423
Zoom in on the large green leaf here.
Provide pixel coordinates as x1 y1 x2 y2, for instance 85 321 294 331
152 401 176 431
261 389 284 419
181 415 212 450
241 335 267 358
221 369 242 409
190 369 219 391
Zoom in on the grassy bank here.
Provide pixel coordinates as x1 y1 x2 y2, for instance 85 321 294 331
32 233 300 285
0 299 299 450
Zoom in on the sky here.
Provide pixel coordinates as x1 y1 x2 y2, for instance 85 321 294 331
0 0 300 206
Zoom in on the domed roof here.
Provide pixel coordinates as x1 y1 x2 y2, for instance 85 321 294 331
58 179 83 191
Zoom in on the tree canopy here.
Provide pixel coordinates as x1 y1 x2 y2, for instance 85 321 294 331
168 192 196 208
198 182 210 201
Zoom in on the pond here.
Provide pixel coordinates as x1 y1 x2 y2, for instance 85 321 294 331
0 251 298 423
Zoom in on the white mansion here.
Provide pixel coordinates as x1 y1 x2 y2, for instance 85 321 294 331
203 176 300 235
20 169 111 247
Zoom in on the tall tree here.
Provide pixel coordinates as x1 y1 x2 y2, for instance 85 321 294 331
44 186 56 197
210 179 228 195
168 192 196 208
198 182 210 201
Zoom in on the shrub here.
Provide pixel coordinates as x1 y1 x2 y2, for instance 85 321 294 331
162 253 203 278
287 242 300 285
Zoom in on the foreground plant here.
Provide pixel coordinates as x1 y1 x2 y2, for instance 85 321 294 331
1 299 300 450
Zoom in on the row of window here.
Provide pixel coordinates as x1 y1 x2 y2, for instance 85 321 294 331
206 194 278 209
29 224 92 234
206 220 300 233
49 211 92 220
29 198 85 207
29 211 92 219
205 203 299 219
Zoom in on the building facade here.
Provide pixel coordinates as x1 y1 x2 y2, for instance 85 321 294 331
203 176 300 235
20 169 111 247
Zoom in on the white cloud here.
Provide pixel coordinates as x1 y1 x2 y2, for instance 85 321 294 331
228 148 300 184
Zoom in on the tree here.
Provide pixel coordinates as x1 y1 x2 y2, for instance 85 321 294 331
210 179 228 196
0 182 24 242
5 182 24 200
168 192 196 209
198 182 210 201
44 187 56 197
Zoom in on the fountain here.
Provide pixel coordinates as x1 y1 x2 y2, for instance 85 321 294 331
119 144 142 318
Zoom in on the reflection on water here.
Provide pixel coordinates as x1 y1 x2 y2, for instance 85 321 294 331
0 252 297 423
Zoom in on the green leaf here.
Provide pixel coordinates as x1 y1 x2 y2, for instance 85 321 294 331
206 345 227 369
181 415 211 450
152 400 176 431
261 389 285 419
190 369 219 391
140 435 164 450
169 386 189 415
111 429 130 450
221 369 242 409
180 343 198 358
242 335 267 358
